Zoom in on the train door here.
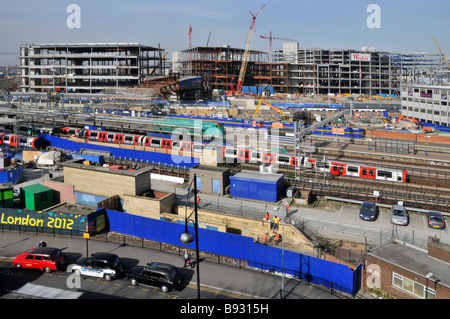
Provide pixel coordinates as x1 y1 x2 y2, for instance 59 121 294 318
161 140 172 150
133 136 140 146
114 134 124 144
290 157 299 167
98 132 107 143
360 166 376 179
11 136 19 147
0 134 4 145
181 142 192 152
262 153 276 164
330 162 347 176
237 150 251 162
144 137 151 147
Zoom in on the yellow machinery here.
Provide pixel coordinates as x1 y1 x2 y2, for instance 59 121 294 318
252 99 291 122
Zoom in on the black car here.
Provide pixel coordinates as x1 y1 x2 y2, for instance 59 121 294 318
127 262 183 293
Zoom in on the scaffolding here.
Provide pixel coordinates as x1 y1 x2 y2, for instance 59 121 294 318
173 46 274 93
20 43 167 94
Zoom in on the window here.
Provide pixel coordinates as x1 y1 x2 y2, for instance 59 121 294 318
43 256 51 261
377 170 393 178
26 255 34 260
348 166 358 173
392 273 436 299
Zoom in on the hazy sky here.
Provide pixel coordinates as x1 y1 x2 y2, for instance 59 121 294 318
1 0 449 65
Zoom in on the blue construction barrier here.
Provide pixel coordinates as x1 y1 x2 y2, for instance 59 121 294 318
39 134 199 168
104 209 362 296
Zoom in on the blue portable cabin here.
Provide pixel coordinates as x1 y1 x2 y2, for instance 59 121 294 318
230 170 284 203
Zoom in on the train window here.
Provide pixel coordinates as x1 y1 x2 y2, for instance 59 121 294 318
278 156 290 163
377 170 392 178
369 170 374 177
124 136 133 141
108 134 114 139
348 166 358 173
362 168 367 175
225 149 236 156
151 139 160 144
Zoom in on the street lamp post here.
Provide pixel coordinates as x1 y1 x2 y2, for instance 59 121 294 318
179 174 201 299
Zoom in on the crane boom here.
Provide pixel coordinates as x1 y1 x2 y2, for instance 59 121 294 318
259 32 296 63
433 37 450 71
235 4 265 94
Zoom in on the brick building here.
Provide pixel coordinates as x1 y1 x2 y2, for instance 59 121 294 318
364 238 450 299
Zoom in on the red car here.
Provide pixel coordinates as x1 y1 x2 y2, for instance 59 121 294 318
13 247 67 273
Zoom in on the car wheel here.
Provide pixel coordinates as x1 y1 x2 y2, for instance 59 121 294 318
161 285 169 293
130 278 138 286
15 264 22 269
104 274 112 281
44 267 52 273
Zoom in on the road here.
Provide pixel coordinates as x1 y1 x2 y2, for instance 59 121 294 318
0 232 343 300
152 180 450 250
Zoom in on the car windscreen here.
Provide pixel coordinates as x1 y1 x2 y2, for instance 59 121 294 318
50 250 62 261
110 256 121 268
392 209 406 217
169 268 178 280
361 205 375 213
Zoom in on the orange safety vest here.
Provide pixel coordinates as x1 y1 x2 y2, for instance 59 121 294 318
264 212 270 221
274 233 279 240
196 196 200 204
263 233 268 242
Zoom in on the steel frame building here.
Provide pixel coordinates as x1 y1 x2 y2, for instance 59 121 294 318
19 43 167 94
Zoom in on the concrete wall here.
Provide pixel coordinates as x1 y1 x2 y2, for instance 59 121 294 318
160 206 314 254
63 163 152 198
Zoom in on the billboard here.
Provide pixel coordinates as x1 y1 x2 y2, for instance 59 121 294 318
351 53 371 62
0 208 106 233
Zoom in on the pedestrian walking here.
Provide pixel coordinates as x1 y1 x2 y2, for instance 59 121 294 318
183 250 194 268
38 240 47 248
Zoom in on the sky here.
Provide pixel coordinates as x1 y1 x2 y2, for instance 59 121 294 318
0 0 449 65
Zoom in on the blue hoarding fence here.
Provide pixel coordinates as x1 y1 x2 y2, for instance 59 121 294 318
104 209 361 296
40 134 199 168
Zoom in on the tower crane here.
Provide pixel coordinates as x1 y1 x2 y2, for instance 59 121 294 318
259 32 296 63
433 37 450 71
231 4 265 95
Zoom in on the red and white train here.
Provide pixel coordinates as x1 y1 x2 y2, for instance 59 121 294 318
59 127 407 183
0 133 44 149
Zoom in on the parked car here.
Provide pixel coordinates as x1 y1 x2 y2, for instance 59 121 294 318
13 247 67 273
359 201 379 221
390 205 409 226
69 252 124 281
128 262 183 293
427 212 446 229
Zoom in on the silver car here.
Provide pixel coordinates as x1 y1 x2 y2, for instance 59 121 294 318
390 205 409 226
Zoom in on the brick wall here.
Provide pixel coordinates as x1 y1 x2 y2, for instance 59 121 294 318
428 240 450 263
364 253 450 299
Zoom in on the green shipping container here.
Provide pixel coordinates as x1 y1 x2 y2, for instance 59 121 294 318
20 184 54 211
0 182 14 208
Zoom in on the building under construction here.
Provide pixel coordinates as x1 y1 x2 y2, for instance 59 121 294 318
19 43 167 94
172 46 290 95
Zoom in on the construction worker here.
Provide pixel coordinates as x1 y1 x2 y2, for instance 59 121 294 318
271 215 280 230
196 196 200 206
273 232 281 245
264 211 271 222
262 232 269 244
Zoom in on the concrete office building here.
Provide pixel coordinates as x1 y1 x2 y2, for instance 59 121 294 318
401 83 450 126
19 43 167 94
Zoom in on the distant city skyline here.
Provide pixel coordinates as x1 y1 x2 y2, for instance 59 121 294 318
1 0 449 65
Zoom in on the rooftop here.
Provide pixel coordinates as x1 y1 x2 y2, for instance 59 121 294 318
367 240 450 288
231 170 284 182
